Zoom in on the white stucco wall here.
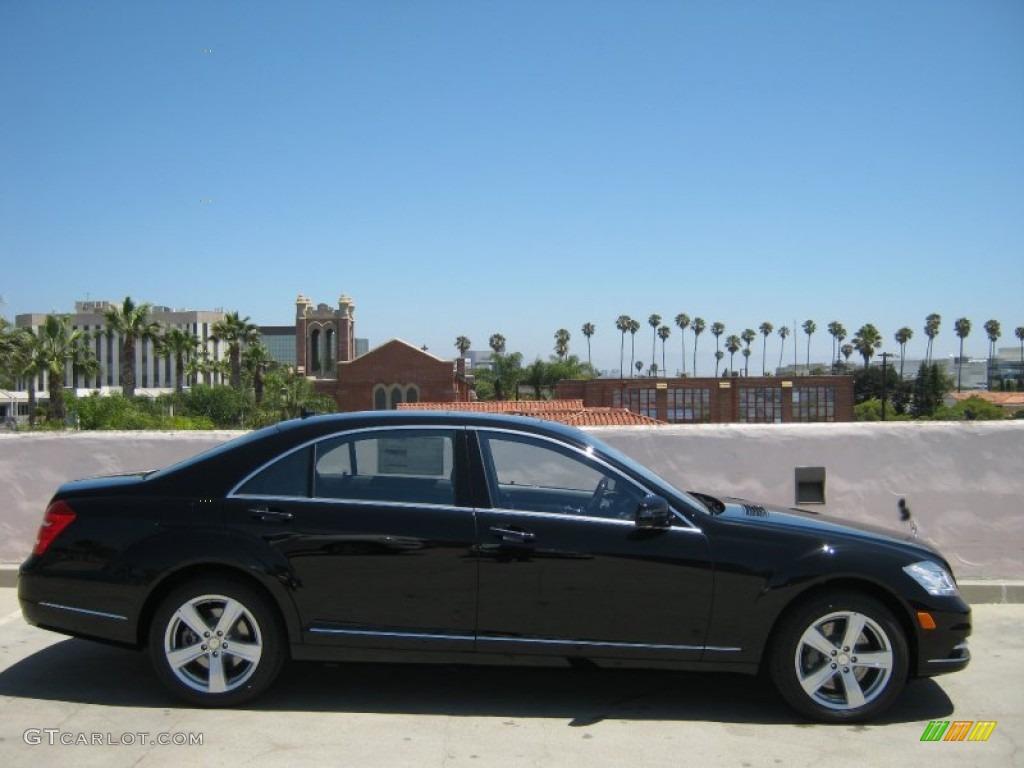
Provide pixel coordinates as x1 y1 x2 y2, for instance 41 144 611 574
1 423 1021 579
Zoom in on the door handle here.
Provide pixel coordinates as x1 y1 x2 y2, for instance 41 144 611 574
248 506 294 523
489 525 535 543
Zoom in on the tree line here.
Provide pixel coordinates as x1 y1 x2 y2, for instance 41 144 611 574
458 314 1023 389
0 297 332 428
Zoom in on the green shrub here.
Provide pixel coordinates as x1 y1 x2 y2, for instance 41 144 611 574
932 396 1006 421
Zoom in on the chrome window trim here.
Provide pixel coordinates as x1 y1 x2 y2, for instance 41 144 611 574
481 505 704 533
231 493 474 515
38 602 128 622
477 427 700 531
228 424 464 503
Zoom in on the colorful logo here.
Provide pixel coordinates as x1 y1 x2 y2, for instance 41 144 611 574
920 721 997 742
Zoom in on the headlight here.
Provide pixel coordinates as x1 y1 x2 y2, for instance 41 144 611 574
903 561 959 597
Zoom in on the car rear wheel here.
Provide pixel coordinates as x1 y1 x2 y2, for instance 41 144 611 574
149 578 284 706
770 591 908 723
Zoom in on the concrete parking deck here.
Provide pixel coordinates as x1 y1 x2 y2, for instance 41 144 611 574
0 589 1021 768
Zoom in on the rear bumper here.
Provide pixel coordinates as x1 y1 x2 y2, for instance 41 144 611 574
18 568 140 647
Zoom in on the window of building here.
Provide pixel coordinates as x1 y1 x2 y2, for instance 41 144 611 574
390 385 405 409
309 329 321 373
141 341 149 388
325 328 334 371
667 388 710 423
373 385 387 410
793 386 836 422
406 385 419 403
739 386 783 423
612 388 657 419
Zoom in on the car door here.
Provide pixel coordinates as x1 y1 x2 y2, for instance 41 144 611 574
473 429 714 661
224 426 478 652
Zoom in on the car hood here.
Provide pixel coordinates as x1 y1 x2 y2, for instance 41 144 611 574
714 496 939 555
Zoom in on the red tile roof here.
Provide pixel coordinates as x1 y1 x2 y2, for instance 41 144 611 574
949 392 1024 407
398 399 664 426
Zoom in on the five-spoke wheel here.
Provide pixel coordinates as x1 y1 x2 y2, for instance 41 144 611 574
770 592 908 722
149 578 284 706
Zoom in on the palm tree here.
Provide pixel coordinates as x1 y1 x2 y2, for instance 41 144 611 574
455 335 471 357
826 321 843 367
628 318 641 377
212 311 261 389
490 350 523 401
841 344 854 365
523 358 548 399
758 322 773 375
777 326 790 371
832 323 848 371
691 317 706 376
0 321 32 389
242 342 275 406
161 327 200 394
894 327 913 380
657 325 671 376
1016 326 1024 379
984 318 1001 364
3 325 38 424
954 317 971 392
648 314 661 373
184 350 206 389
554 328 571 361
852 324 883 369
615 315 631 377
488 333 506 355
30 315 98 422
103 296 159 398
740 329 756 376
581 322 595 367
714 350 724 376
710 322 725 377
725 334 741 375
802 320 817 371
924 313 941 365
674 313 690 376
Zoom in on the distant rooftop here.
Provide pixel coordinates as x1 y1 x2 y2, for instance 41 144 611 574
398 399 664 426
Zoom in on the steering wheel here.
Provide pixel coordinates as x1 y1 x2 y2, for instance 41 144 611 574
585 477 610 514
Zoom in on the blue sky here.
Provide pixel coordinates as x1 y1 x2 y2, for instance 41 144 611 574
2 0 1021 375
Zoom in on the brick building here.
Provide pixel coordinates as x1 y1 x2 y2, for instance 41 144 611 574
294 294 471 411
557 375 854 423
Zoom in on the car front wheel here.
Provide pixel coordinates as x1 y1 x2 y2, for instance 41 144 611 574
770 592 909 723
149 577 284 706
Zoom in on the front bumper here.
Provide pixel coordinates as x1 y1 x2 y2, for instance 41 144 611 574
913 596 971 677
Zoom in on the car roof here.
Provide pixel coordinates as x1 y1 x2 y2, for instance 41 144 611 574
278 409 591 443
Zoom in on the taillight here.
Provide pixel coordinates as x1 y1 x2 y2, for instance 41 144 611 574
33 500 77 556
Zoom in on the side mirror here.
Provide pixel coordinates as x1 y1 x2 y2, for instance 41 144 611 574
635 494 672 528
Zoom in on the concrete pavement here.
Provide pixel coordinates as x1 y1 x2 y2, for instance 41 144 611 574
0 588 1021 768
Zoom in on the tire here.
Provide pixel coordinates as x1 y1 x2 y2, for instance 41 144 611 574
769 591 909 723
148 577 285 706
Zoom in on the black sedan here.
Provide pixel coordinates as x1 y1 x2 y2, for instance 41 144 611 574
18 411 970 722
